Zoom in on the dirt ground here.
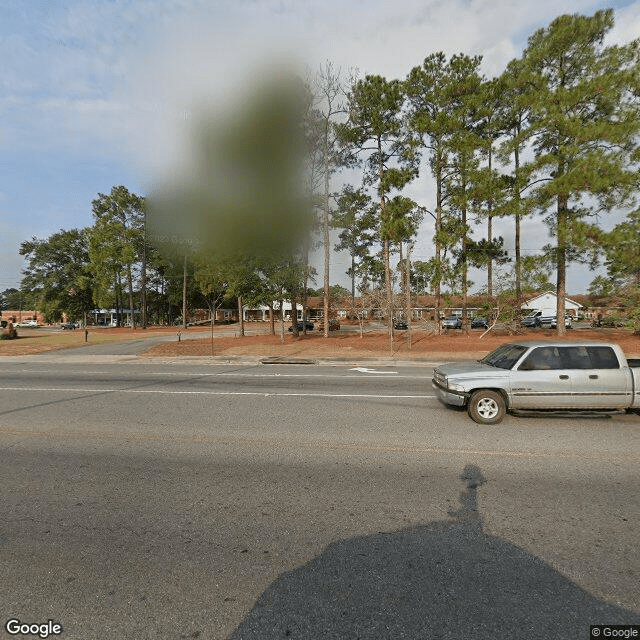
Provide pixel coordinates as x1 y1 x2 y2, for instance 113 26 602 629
145 326 640 360
2 324 639 360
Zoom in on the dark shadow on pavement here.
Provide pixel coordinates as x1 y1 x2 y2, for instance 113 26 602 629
231 465 639 639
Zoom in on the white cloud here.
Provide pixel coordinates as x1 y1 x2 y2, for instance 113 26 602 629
607 1 640 42
0 220 27 290
3 0 636 162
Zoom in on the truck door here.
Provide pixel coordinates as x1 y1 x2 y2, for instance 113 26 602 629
558 346 631 409
511 346 575 409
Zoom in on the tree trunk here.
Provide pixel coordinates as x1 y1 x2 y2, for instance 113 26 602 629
269 303 275 335
291 299 298 336
556 195 568 337
182 253 187 330
434 150 443 334
126 265 135 329
303 258 309 337
238 296 245 336
461 174 469 336
378 137 393 354
141 218 147 328
116 271 122 326
383 237 393 354
487 145 493 299
405 243 412 350
279 299 285 344
323 127 331 339
514 134 522 309
350 254 356 303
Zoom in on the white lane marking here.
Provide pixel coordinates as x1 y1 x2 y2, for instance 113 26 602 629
0 386 433 399
351 367 398 374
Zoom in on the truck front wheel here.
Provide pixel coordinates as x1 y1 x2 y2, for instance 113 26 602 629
468 390 506 424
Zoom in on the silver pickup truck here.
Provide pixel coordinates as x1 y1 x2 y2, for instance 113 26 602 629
432 340 640 424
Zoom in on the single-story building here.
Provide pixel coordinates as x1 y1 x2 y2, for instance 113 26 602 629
0 310 46 324
242 301 306 323
91 308 138 326
521 291 583 317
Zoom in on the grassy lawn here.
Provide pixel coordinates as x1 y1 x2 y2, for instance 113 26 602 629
0 327 164 356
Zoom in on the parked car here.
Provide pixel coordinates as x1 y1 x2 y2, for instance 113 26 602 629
471 317 488 329
520 312 542 328
318 318 340 331
288 321 314 332
432 340 640 424
394 320 408 330
442 315 462 329
548 315 572 329
16 319 38 328
61 322 78 330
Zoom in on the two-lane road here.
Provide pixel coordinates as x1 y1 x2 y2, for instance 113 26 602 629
0 360 639 639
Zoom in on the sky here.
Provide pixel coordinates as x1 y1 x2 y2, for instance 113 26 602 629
1 0 639 296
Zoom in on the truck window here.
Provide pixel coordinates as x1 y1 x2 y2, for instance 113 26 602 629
518 347 563 370
558 346 591 369
481 344 528 369
586 346 620 369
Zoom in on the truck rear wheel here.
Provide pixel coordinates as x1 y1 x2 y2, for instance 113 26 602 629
468 390 506 424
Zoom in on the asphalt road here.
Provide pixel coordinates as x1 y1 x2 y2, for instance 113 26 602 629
0 360 639 639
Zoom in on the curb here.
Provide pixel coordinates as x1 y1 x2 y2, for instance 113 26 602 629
0 353 467 367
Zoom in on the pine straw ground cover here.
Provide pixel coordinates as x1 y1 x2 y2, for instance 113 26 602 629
1 324 638 360
142 327 640 361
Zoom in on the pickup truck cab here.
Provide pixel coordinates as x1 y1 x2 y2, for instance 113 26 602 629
433 341 640 424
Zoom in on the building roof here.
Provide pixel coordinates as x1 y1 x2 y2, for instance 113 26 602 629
521 291 582 310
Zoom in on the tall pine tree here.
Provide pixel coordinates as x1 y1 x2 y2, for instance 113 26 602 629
521 10 640 334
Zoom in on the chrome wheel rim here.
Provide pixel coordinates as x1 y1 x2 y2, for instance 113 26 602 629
477 398 499 419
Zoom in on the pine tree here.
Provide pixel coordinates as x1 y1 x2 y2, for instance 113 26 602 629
336 75 416 346
405 53 454 332
440 54 485 333
521 10 640 334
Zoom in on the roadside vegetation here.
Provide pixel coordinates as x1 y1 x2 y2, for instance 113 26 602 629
2 9 639 339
